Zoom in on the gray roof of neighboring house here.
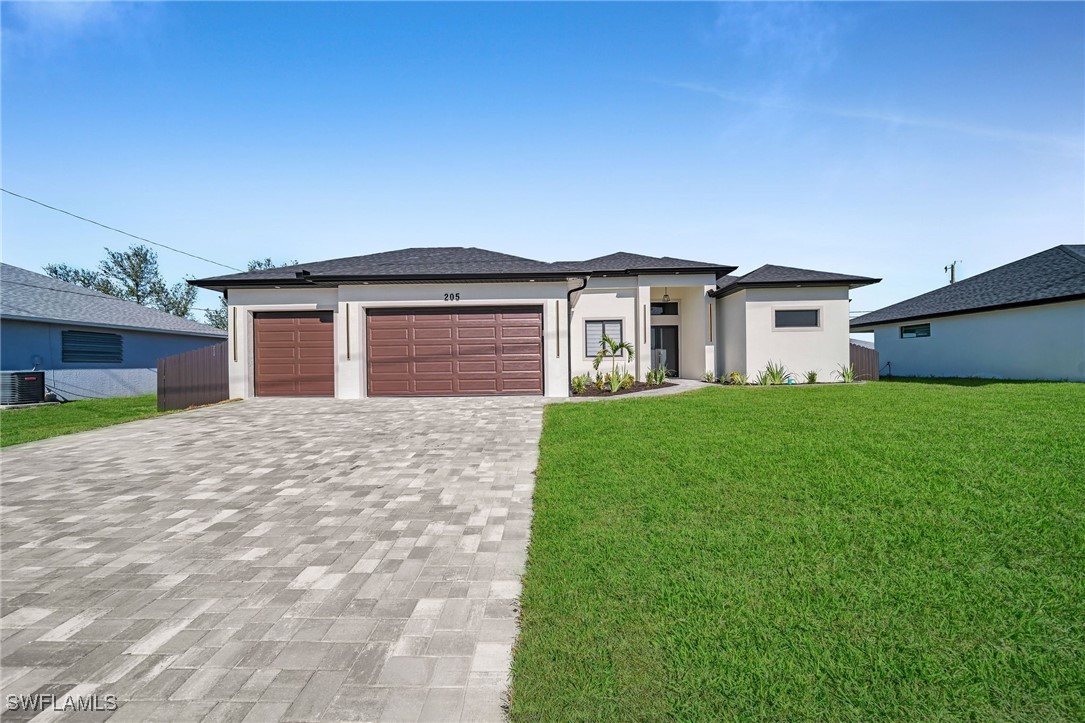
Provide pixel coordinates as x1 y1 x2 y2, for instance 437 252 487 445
190 247 736 291
1 263 226 338
850 245 1085 330
709 264 880 298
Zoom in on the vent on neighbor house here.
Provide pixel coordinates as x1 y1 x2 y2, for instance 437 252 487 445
1 371 45 405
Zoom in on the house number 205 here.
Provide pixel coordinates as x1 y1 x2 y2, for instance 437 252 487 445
444 292 461 301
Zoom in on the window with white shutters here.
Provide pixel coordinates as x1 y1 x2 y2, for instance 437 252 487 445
585 320 624 357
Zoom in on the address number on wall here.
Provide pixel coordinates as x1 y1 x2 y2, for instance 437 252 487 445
443 292 461 301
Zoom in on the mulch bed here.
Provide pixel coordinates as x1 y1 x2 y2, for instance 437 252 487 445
571 381 677 397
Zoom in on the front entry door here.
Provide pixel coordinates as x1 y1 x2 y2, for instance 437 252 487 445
651 326 679 377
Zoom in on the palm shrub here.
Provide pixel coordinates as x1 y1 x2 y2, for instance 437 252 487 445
593 334 635 391
754 361 792 385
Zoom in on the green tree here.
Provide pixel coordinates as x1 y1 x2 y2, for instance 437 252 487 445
592 333 636 379
45 244 198 318
203 257 297 330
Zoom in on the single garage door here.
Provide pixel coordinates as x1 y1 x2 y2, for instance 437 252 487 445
367 307 543 396
253 311 334 396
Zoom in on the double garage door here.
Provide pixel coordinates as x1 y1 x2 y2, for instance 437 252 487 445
253 307 543 397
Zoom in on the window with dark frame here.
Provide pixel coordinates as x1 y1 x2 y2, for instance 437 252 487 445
900 323 931 339
585 320 624 357
61 330 123 363
774 309 820 328
650 302 679 316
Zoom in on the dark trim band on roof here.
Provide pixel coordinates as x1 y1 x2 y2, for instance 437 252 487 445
710 278 880 298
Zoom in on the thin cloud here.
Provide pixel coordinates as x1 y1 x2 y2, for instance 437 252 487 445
714 3 844 77
2 1 156 56
668 81 1084 156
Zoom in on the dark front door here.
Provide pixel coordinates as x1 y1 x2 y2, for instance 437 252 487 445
651 326 679 376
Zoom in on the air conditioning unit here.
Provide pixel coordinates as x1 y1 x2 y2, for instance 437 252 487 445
1 371 46 405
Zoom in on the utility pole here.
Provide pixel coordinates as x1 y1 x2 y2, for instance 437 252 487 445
944 260 962 284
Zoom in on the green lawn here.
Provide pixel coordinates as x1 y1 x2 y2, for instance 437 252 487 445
511 380 1085 721
0 394 163 447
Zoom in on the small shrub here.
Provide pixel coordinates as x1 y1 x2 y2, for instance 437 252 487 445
594 372 606 391
755 361 792 386
620 370 635 390
571 375 588 395
834 364 857 383
646 366 668 386
804 370 818 384
727 371 748 386
702 371 718 383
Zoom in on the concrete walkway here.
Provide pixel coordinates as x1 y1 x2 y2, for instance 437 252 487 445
0 397 543 722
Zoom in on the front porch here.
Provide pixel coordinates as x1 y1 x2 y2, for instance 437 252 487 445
568 274 718 385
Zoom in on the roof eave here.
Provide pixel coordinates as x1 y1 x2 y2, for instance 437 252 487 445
0 313 227 338
189 271 579 293
850 292 1085 330
191 266 737 292
709 278 880 299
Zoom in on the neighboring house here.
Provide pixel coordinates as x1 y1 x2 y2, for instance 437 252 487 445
851 245 1085 381
190 247 878 399
1 263 227 399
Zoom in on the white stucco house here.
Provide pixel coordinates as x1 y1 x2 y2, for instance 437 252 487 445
851 245 1085 382
190 247 879 399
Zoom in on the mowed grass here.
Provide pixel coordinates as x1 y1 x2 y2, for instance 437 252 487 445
0 394 163 447
511 380 1085 721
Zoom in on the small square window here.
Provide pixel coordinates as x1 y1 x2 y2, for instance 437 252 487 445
586 320 624 357
62 330 123 363
774 309 820 328
900 323 931 339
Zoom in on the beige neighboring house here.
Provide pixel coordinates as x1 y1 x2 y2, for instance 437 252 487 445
851 245 1085 381
190 247 879 399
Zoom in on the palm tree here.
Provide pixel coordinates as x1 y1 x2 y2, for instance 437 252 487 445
592 334 635 381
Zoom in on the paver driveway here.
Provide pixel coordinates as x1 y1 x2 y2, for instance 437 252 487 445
1 397 543 722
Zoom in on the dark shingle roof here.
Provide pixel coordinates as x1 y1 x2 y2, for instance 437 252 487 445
556 252 727 273
191 246 734 291
709 264 880 298
1 263 226 338
850 245 1085 329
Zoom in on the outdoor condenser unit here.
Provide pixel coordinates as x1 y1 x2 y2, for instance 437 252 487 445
1 371 46 405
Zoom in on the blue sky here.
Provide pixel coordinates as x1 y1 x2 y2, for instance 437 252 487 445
3 2 1082 323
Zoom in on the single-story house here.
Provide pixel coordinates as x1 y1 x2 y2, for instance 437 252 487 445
1 263 227 400
850 245 1085 381
190 247 878 399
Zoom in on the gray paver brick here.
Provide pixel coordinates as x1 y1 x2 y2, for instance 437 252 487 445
0 397 540 722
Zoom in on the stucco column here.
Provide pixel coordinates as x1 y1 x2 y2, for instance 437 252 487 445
703 284 717 379
635 281 651 380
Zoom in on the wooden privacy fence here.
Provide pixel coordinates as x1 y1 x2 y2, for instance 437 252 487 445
850 342 880 381
157 342 229 411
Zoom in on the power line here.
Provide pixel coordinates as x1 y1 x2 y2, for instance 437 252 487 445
1 188 243 272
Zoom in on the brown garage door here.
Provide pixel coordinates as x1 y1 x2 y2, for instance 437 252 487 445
253 312 334 396
367 307 543 396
